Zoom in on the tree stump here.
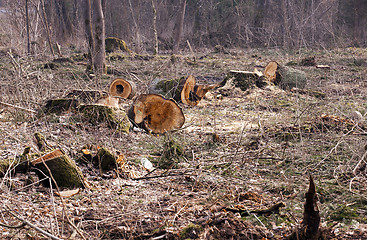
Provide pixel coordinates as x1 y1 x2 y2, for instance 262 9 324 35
109 78 136 99
31 149 85 188
264 61 307 90
221 70 267 91
79 104 130 132
128 94 185 134
93 147 116 171
105 37 133 54
42 98 79 114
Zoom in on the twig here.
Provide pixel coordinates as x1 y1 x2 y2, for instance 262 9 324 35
352 150 367 174
0 221 26 229
0 101 36 113
132 171 188 180
6 209 62 240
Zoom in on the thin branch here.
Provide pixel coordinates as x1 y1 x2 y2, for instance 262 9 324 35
6 209 62 240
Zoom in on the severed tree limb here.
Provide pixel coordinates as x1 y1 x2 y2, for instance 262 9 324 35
6 208 61 240
0 101 36 113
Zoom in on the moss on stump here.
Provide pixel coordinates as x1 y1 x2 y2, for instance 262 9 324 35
93 147 116 171
31 149 85 188
79 104 130 132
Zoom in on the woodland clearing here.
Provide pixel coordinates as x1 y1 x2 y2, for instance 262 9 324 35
0 47 367 239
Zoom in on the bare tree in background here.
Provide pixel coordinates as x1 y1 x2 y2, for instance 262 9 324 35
84 0 106 75
173 0 186 54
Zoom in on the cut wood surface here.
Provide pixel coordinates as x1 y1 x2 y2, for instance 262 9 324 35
174 75 218 106
264 61 307 89
31 149 85 188
128 94 185 134
109 78 137 99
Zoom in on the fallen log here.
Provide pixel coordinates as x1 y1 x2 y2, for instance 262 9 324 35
109 78 136 99
151 76 219 106
31 149 85 188
128 94 185 134
264 61 307 90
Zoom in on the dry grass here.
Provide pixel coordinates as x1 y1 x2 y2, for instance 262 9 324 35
0 47 367 239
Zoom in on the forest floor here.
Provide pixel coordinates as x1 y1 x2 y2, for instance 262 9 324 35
0 46 367 239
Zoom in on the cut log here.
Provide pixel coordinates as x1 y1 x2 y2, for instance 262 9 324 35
174 75 218 106
128 94 185 134
109 78 136 99
221 70 267 92
31 149 85 188
264 61 307 90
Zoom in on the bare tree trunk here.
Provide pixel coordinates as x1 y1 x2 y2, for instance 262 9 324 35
173 0 186 54
151 0 158 55
40 0 55 56
84 0 94 71
26 0 30 54
92 0 106 74
281 0 290 48
128 0 142 53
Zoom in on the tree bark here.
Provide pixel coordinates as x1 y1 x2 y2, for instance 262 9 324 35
84 0 94 70
151 0 158 55
92 0 106 74
173 0 187 54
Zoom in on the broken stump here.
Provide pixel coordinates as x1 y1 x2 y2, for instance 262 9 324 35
128 94 185 134
287 175 327 240
31 149 85 188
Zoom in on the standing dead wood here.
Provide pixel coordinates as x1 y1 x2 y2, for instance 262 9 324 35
264 61 307 89
109 78 136 99
174 75 218 106
128 94 185 134
287 175 324 240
